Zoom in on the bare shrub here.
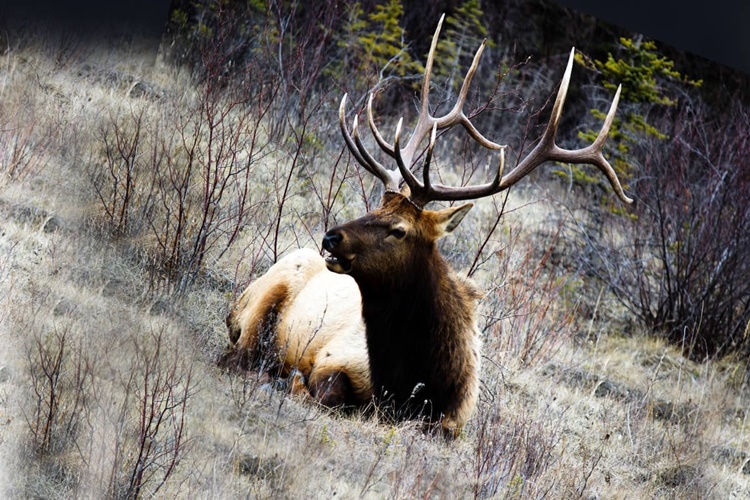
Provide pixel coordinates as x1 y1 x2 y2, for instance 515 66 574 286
472 397 561 498
24 322 93 458
574 98 750 360
150 73 274 292
90 109 148 236
0 110 50 183
103 326 194 499
89 58 276 292
0 64 53 184
16 300 194 499
479 216 579 368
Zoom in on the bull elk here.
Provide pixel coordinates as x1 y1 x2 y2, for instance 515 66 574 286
226 15 631 436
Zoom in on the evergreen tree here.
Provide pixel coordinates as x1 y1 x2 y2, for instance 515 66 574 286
559 37 701 206
433 0 492 98
329 0 424 93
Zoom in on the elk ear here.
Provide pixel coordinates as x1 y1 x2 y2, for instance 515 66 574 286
435 203 473 237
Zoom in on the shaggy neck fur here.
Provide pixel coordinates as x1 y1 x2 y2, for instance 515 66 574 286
356 243 477 424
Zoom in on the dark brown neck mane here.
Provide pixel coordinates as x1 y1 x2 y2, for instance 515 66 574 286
356 245 476 423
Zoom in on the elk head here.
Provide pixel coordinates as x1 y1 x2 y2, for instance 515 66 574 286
324 14 632 280
322 191 471 285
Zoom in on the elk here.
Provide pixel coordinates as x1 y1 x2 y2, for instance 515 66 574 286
322 15 631 435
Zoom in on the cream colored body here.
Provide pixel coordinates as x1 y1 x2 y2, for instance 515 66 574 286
228 249 371 403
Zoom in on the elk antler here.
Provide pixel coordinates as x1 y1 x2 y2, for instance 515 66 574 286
338 14 633 207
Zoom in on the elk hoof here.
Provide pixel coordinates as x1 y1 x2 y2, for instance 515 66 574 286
290 369 310 399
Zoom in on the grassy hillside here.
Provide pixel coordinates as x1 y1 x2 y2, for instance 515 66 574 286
1 28 750 499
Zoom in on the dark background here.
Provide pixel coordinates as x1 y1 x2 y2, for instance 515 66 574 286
555 0 750 75
1 0 748 75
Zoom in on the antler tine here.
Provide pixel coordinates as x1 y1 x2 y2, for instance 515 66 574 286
353 117 404 191
394 13 443 175
432 37 504 151
492 48 577 190
339 94 373 169
408 48 632 205
420 14 443 117
393 118 422 191
394 15 505 206
579 84 633 203
340 94 400 191
402 16 504 164
423 124 437 191
367 93 396 158
497 49 634 204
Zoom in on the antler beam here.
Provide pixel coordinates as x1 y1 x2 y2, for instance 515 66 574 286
338 14 634 207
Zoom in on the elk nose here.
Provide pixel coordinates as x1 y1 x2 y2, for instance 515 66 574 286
322 231 342 251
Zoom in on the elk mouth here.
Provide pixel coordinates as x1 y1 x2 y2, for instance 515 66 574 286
323 250 354 274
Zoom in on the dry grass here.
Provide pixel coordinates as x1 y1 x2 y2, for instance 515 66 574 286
1 33 750 499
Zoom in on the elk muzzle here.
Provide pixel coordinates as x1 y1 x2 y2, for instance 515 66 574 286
322 229 354 274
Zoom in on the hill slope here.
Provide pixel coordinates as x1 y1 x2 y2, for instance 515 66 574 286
1 34 749 499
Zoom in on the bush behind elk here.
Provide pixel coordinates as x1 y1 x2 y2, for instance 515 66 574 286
225 15 631 436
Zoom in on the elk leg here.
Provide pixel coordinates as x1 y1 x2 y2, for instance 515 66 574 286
308 370 355 408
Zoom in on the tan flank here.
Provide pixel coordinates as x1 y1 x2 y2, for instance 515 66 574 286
225 248 372 407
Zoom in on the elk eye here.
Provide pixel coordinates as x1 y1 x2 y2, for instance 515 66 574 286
388 227 406 239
